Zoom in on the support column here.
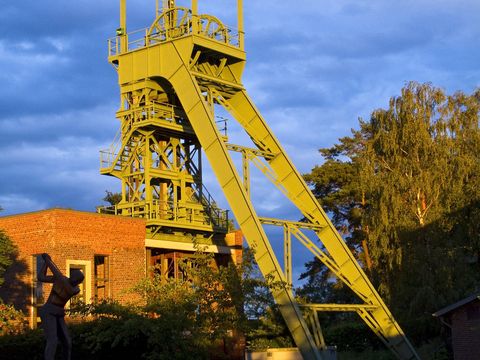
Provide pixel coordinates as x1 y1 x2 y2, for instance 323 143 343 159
284 224 292 286
191 0 199 33
242 151 249 197
120 0 127 53
237 0 244 49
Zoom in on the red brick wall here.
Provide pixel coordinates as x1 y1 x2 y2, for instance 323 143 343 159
451 301 480 360
225 230 243 265
0 209 146 313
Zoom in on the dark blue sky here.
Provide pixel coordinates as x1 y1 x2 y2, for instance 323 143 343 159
1 1 479 279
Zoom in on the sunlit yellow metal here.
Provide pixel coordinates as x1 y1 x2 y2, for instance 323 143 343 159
301 304 379 312
100 2 420 359
309 309 326 350
283 224 292 286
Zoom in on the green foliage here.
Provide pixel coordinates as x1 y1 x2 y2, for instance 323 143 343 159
0 300 28 336
0 328 44 360
0 246 294 358
0 230 15 287
67 249 244 359
133 249 245 341
72 300 208 360
358 83 480 337
301 82 480 343
238 250 294 351
246 312 294 351
323 319 384 352
102 190 122 206
62 247 291 358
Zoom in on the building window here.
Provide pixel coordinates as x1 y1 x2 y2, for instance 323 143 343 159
94 255 110 302
68 264 87 307
32 255 46 328
66 260 91 306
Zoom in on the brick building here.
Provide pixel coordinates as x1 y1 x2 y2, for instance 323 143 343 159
0 208 242 328
433 294 480 360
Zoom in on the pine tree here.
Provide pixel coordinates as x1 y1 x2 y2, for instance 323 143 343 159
301 82 480 341
0 231 15 287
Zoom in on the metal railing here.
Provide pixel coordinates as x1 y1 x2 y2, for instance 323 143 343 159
190 182 227 226
108 21 241 57
117 101 186 130
99 150 118 170
97 199 228 231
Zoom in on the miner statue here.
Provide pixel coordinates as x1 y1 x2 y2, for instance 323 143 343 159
38 253 84 360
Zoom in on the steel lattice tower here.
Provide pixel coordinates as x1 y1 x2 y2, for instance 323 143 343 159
99 1 420 359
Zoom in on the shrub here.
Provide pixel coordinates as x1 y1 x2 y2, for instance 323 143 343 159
0 328 44 360
324 320 384 352
0 301 28 336
70 300 210 360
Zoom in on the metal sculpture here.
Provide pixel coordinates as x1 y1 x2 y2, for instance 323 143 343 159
38 254 84 360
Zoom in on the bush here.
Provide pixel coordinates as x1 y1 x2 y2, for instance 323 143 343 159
0 248 280 359
0 301 28 336
0 308 211 360
70 300 210 360
324 320 384 352
0 328 44 360
0 230 15 287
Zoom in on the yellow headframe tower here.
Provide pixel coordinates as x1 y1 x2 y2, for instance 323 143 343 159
100 1 420 359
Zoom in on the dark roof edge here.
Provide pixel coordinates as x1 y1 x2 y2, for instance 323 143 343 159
0 207 145 222
433 294 480 317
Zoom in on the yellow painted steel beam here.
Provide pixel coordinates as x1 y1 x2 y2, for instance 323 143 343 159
312 310 326 350
155 44 321 360
241 150 250 197
219 91 420 360
225 143 275 159
237 0 244 49
259 216 324 231
283 224 292 286
119 0 127 53
300 304 379 312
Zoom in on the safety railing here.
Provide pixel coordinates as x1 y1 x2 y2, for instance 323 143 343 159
108 22 241 57
97 199 229 231
99 150 118 170
117 101 187 132
198 18 240 47
191 182 222 220
99 124 123 171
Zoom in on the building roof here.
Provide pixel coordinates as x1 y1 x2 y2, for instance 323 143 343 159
433 294 480 318
0 207 145 222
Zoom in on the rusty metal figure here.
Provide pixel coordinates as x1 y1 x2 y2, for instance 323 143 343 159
38 253 84 360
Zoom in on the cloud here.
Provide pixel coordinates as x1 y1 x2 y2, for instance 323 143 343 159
0 103 117 146
1 0 479 284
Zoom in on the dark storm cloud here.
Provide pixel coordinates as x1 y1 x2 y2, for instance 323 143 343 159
0 1 115 41
0 0 479 220
0 34 116 118
0 3 120 214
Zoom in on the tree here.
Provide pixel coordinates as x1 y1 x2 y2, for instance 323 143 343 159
102 190 122 206
0 231 15 287
69 246 292 357
300 124 370 306
301 82 480 341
